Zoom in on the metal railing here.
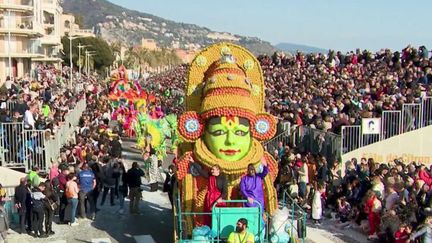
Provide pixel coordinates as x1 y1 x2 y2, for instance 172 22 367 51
173 190 307 243
294 126 341 164
280 190 307 243
263 128 292 154
0 98 86 171
0 0 33 7
341 97 432 154
381 111 401 139
175 196 270 242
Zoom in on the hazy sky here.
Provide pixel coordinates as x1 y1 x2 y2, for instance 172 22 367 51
108 0 431 52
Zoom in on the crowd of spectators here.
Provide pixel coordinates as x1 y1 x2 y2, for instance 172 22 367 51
142 64 187 116
1 45 431 241
140 45 432 135
0 64 93 134
273 140 432 242
0 65 99 167
260 45 431 134
0 80 150 239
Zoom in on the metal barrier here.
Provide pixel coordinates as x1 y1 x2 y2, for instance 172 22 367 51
381 111 401 139
401 103 421 133
341 96 432 157
6 100 16 112
341 126 361 154
422 97 432 127
295 126 341 164
174 196 270 242
0 98 86 171
264 129 291 154
280 190 307 243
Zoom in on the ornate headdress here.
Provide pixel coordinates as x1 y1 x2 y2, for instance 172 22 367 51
178 43 276 142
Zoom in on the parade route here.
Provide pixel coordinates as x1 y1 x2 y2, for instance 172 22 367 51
4 139 173 243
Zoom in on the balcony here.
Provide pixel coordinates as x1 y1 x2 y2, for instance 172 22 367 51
42 0 57 4
0 46 44 58
42 1 59 14
0 21 44 36
0 0 33 12
70 28 95 37
32 46 62 62
40 35 60 45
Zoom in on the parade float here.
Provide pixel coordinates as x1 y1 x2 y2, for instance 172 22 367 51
108 65 180 157
174 43 279 242
108 65 152 137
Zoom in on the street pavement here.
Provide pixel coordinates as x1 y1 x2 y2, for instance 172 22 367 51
4 138 173 243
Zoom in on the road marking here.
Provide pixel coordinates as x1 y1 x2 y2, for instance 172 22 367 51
134 235 156 243
148 204 164 212
91 238 112 243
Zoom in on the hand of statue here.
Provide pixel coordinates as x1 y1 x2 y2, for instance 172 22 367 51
261 157 268 167
247 197 254 204
216 198 223 203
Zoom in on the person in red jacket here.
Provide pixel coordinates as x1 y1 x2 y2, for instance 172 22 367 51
418 165 432 186
394 223 411 243
364 190 382 240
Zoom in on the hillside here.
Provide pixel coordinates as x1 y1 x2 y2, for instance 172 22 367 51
276 42 327 54
62 0 277 55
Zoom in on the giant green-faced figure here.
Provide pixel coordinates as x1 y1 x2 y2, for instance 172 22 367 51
175 43 279 231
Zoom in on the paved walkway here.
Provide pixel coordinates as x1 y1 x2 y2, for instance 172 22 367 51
305 218 368 243
4 139 173 243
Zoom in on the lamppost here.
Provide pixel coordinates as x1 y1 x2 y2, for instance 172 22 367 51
67 35 78 89
7 10 11 78
77 43 90 78
87 53 96 75
85 50 96 75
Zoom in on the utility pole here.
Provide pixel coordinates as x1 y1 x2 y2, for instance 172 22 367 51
77 43 89 79
7 10 11 78
68 35 78 89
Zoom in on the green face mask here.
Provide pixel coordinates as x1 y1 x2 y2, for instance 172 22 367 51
203 116 252 162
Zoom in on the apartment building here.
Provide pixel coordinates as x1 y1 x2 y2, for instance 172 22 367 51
0 0 43 81
0 0 96 83
60 13 94 38
32 0 63 65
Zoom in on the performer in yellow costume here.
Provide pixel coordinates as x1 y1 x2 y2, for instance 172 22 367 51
176 43 278 232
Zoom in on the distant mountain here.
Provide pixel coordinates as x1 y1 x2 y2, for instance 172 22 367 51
62 0 278 55
276 42 327 54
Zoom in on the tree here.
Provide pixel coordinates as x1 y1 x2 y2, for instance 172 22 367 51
123 46 182 74
61 36 115 71
74 14 84 28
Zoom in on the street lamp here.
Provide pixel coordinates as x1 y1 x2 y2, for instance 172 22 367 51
87 53 96 75
7 10 11 78
85 50 96 75
67 35 78 89
77 43 90 78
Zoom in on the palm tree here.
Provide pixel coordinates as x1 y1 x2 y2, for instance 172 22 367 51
125 46 151 72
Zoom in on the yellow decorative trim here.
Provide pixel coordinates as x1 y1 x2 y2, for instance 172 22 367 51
264 175 277 215
244 59 254 71
182 175 194 234
186 43 265 113
194 137 263 175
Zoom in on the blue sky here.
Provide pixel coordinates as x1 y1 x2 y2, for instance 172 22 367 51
108 0 431 52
